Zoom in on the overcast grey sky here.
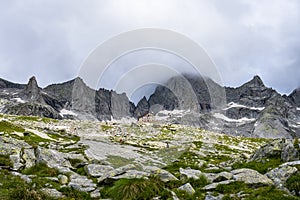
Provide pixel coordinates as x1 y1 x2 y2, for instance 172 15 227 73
0 0 299 99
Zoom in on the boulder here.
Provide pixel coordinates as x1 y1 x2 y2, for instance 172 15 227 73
84 164 114 177
212 171 233 182
179 167 203 180
144 166 178 182
178 183 195 195
203 180 235 190
41 188 63 198
231 168 273 186
36 147 72 169
68 173 97 192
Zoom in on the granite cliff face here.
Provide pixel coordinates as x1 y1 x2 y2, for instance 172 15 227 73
0 75 299 139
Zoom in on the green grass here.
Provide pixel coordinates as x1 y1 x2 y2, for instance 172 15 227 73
0 169 54 200
102 176 171 200
232 157 283 174
0 120 25 133
22 163 59 177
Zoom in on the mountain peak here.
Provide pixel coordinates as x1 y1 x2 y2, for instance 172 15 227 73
245 75 265 87
24 76 45 103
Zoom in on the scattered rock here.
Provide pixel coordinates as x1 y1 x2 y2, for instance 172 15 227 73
265 165 298 189
41 188 64 198
144 166 178 182
58 174 68 185
178 183 195 195
84 164 114 177
231 168 273 186
203 180 235 190
179 167 202 180
90 189 101 198
212 171 233 182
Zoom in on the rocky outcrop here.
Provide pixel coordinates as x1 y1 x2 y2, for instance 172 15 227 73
134 96 149 119
3 102 62 119
231 168 273 186
250 139 299 162
23 76 45 104
0 78 26 89
289 88 300 107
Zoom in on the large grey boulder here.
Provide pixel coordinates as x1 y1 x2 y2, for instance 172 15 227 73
68 173 97 192
84 164 114 177
178 183 195 195
231 168 273 186
36 147 72 169
203 180 235 190
144 166 178 182
179 167 203 180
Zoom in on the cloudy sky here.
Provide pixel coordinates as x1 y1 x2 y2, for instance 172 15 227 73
0 0 299 102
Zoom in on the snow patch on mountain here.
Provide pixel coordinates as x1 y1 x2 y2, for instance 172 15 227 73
213 113 256 123
224 102 265 111
60 109 78 117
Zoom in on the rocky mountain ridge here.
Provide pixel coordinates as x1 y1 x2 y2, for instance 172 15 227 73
0 75 299 139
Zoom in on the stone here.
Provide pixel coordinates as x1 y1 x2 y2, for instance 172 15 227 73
22 148 36 169
68 173 97 192
212 171 233 182
179 167 203 180
203 180 235 190
97 164 136 183
84 164 114 177
11 172 32 183
265 165 298 188
144 166 178 182
41 188 63 198
58 174 69 185
90 189 101 198
231 168 273 186
178 183 195 195
112 170 150 180
36 146 72 169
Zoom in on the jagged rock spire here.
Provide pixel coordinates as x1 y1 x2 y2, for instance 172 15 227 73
23 76 45 104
